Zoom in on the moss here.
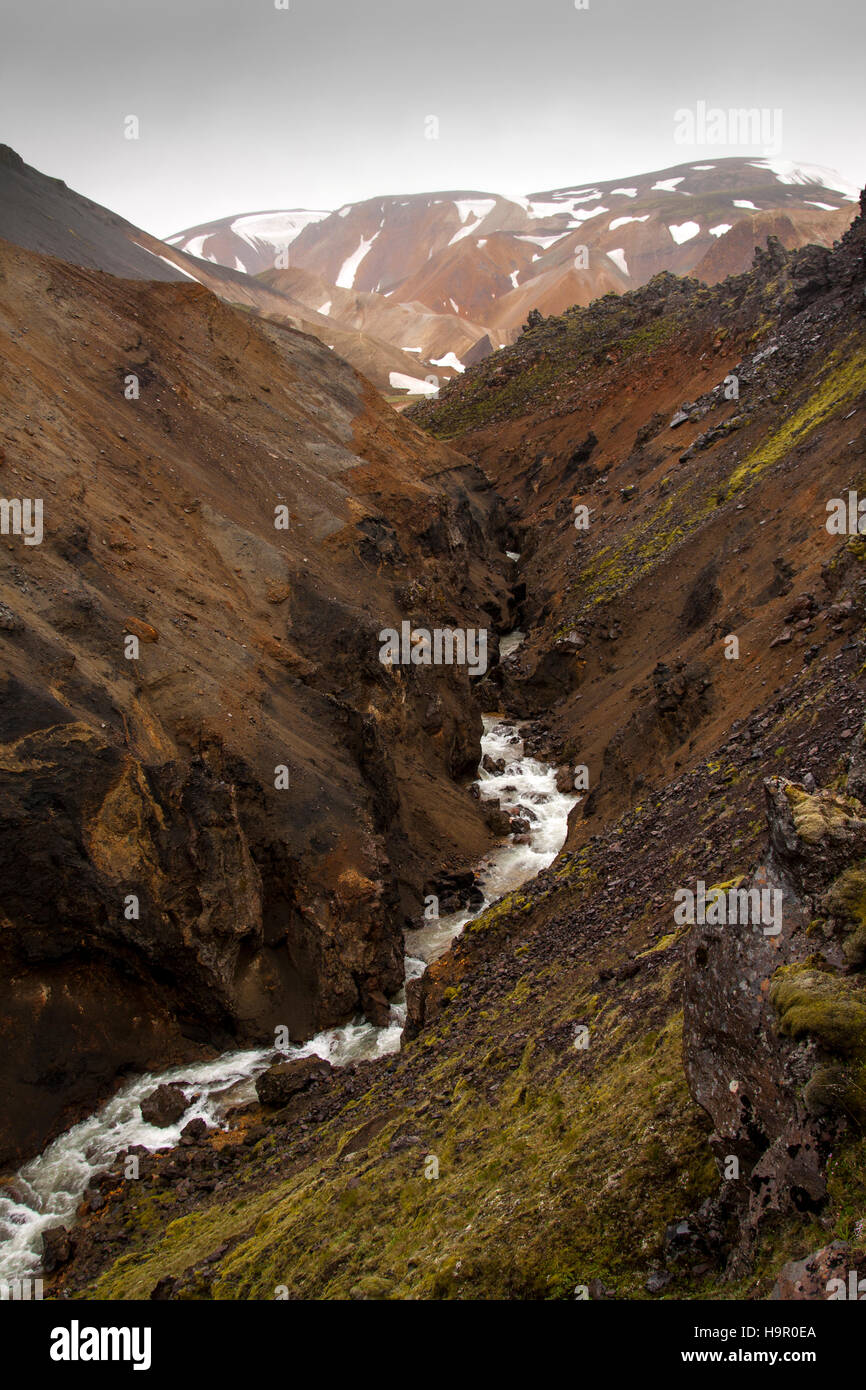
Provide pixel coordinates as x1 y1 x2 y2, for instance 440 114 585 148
726 341 866 496
568 492 691 610
825 864 866 966
465 889 531 934
785 784 860 846
769 964 866 1129
82 961 716 1303
771 965 866 1055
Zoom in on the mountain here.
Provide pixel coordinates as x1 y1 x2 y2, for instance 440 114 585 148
0 147 440 395
167 157 859 379
164 209 332 276
45 188 866 1303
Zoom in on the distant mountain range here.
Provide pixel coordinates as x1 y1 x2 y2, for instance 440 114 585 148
165 157 858 391
0 146 857 396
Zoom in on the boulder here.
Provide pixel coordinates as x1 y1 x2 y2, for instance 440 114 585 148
363 989 392 1029
41 1225 72 1272
481 753 506 774
179 1117 208 1144
484 803 513 837
255 1055 333 1107
140 1084 188 1128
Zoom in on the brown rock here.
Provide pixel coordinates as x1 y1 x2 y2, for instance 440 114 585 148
140 1084 188 1127
255 1055 333 1107
484 803 513 837
41 1225 72 1273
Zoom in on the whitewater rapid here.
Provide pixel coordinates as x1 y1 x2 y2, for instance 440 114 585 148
0 664 577 1282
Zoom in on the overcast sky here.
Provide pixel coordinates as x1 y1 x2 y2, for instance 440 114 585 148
1 0 863 237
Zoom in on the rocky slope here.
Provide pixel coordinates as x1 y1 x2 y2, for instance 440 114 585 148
40 194 866 1299
0 230 515 1170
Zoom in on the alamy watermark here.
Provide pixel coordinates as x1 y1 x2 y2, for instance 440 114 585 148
674 880 782 936
826 491 866 534
674 101 783 154
0 497 43 545
0 1277 43 1300
379 621 488 677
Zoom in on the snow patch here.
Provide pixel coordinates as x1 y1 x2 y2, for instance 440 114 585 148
336 231 380 289
514 233 569 249
749 160 859 199
526 200 567 219
229 210 330 249
318 300 332 316
430 351 465 372
137 247 201 282
183 234 214 260
389 372 438 395
567 205 609 227
609 214 650 231
733 200 757 210
454 198 496 225
610 187 638 197
652 177 685 192
606 247 629 274
668 220 701 244
709 223 732 237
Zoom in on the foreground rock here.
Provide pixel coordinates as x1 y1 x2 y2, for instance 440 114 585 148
140 1085 188 1128
41 1225 73 1273
684 773 866 1272
255 1056 333 1107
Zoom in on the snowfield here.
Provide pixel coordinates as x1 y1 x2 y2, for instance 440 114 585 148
750 160 859 199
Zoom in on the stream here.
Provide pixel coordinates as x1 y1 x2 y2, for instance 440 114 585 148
0 633 578 1282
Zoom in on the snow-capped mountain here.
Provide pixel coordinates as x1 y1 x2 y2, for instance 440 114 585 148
165 158 859 391
164 209 331 276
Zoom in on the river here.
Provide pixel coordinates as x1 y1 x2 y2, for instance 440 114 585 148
0 638 578 1283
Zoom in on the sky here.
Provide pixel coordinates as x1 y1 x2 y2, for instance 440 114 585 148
1 0 864 238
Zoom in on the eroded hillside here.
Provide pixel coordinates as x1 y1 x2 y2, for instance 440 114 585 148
0 236 514 1168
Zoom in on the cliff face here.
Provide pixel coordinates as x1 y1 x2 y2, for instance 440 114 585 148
0 236 513 1168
